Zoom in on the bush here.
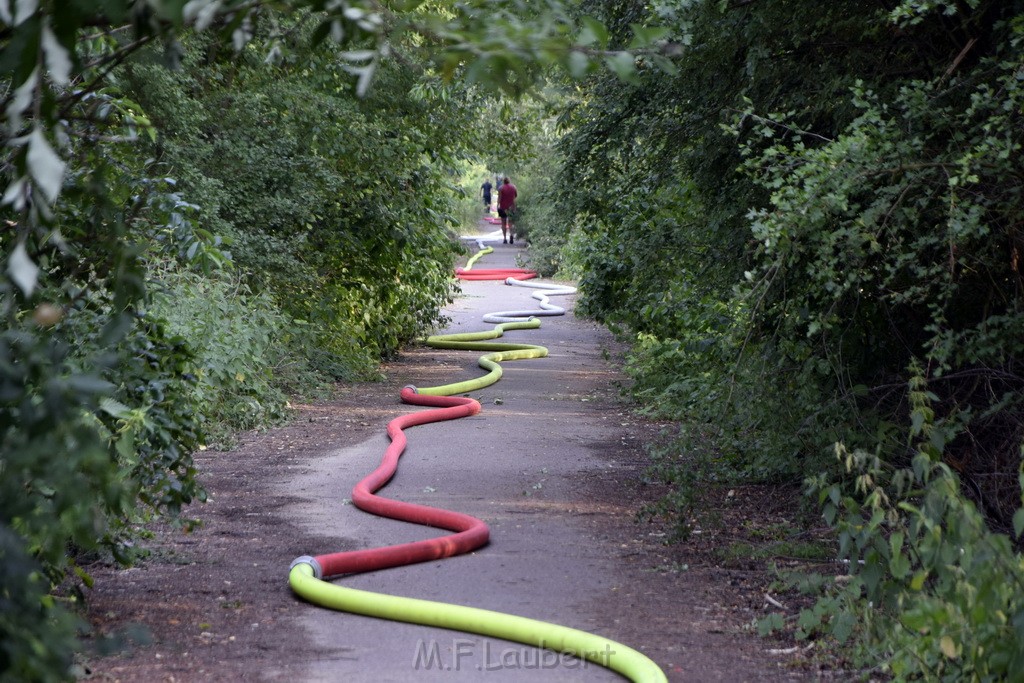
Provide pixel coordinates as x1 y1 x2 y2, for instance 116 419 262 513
0 294 206 681
803 369 1024 678
123 31 464 364
0 525 81 683
149 266 341 444
551 1 1024 677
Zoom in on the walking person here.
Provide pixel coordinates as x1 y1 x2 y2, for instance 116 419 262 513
481 178 493 211
497 176 518 244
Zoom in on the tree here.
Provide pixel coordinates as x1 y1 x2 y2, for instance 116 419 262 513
544 0 1024 675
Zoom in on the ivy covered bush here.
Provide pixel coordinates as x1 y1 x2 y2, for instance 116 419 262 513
122 25 466 367
531 0 1024 677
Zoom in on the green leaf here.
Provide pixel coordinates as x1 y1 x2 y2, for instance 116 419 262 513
4 69 38 134
757 612 785 636
797 608 821 632
99 397 133 419
823 502 836 525
604 52 637 83
156 0 187 26
13 0 38 25
567 51 590 79
889 531 904 557
99 312 134 346
73 565 94 589
41 22 71 86
1013 507 1024 538
65 375 116 395
115 431 136 460
27 127 66 203
910 410 926 435
578 17 608 48
0 15 42 86
831 612 856 643
339 50 376 62
651 54 679 76
890 552 911 580
940 635 958 659
7 241 39 295
629 24 670 49
901 610 930 631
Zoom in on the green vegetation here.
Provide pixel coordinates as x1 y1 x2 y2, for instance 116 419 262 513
4 0 1022 678
527 0 1024 678
0 0 671 678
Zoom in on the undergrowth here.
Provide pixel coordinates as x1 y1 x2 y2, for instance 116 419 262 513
149 266 341 446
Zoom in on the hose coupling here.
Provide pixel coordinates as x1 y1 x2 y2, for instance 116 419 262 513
290 556 323 579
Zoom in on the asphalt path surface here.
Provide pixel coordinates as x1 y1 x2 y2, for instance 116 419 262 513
280 232 650 682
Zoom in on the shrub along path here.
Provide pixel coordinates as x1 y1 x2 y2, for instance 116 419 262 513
83 227 825 681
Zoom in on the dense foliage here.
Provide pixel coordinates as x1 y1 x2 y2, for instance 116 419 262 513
124 26 472 368
0 0 671 677
16 0 1024 675
530 0 1024 677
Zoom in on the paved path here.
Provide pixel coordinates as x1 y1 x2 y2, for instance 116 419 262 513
279 231 649 681
274 226 802 682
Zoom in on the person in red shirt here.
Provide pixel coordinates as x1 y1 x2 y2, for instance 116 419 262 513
497 176 518 244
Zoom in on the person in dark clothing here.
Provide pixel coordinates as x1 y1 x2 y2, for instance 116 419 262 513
481 179 493 211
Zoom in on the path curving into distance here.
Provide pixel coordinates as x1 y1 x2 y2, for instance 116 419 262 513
289 238 667 683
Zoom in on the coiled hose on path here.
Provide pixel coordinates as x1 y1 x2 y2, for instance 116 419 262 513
289 239 667 683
